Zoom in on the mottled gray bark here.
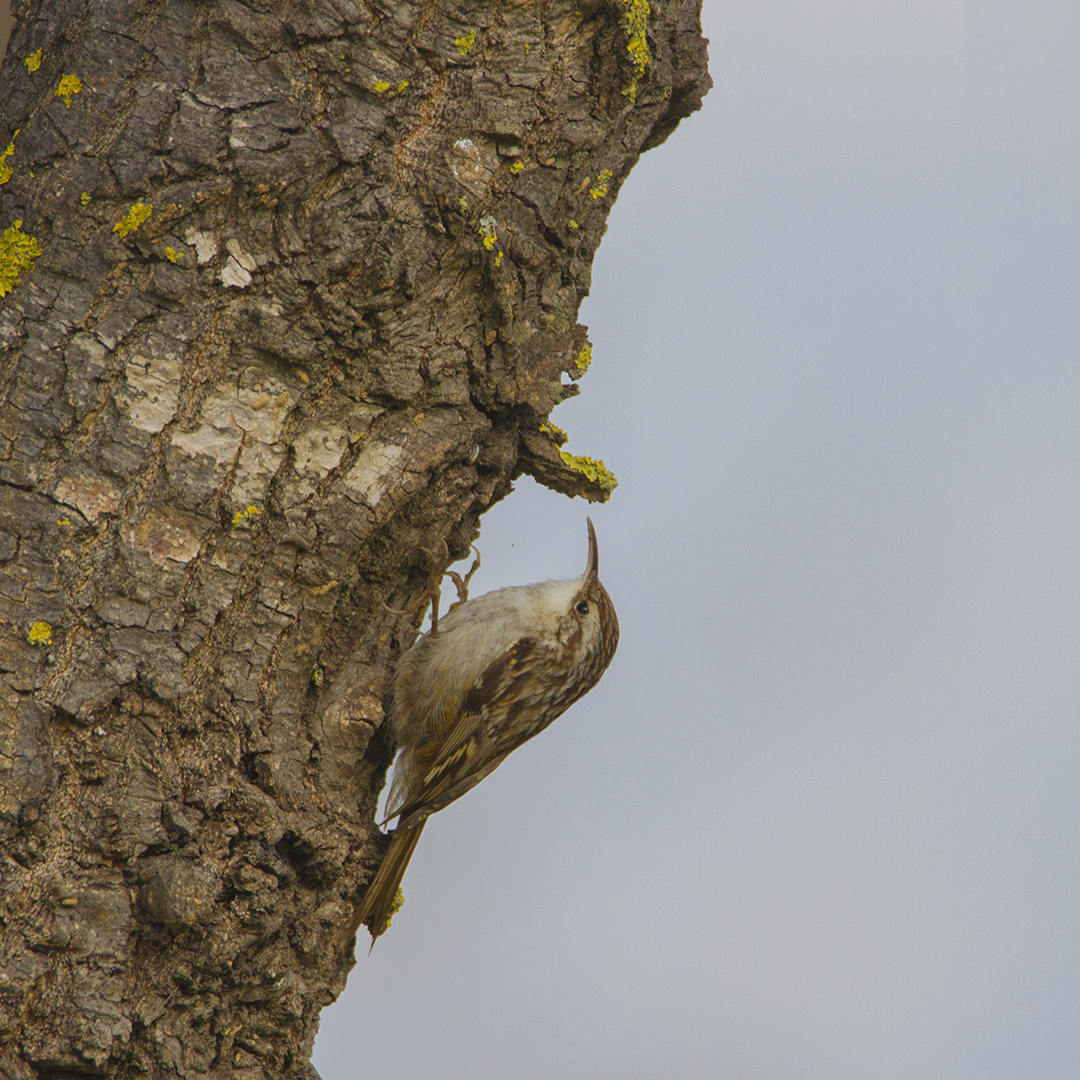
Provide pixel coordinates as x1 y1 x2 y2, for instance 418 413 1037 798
0 0 709 1075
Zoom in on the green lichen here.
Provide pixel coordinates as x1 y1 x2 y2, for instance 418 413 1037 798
25 49 42 73
113 202 152 238
0 132 17 186
231 504 261 528
560 452 618 493
575 344 592 374
589 169 612 200
621 0 651 103
28 621 52 645
454 30 477 56
56 73 82 108
0 220 43 297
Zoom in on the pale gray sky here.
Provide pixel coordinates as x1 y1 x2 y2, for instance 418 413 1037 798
317 2 1080 1078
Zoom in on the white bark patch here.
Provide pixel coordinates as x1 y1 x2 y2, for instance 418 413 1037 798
220 256 252 288
119 355 183 434
54 475 122 522
186 230 219 264
343 440 407 510
221 239 259 286
225 238 258 271
291 424 349 498
170 384 290 505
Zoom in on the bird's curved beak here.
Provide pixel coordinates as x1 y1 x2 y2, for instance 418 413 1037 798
584 517 599 581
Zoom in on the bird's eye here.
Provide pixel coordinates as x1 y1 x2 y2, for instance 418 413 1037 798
576 601 589 615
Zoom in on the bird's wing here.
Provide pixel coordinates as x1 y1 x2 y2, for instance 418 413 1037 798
392 637 541 825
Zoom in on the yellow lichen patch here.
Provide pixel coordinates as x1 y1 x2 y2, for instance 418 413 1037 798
454 30 477 56
231 504 261 527
509 160 525 175
382 887 405 931
397 79 409 92
56 73 82 108
567 219 580 231
589 169 612 200
28 621 53 646
0 131 19 185
164 246 183 262
113 202 152 238
0 220 43 297
621 0 651 102
539 420 568 444
373 79 391 93
25 49 42 73
575 344 592 374
57 518 71 525
478 215 498 251
80 191 91 205
560 452 618 493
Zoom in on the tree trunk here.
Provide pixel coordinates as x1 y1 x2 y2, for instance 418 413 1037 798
0 0 709 1075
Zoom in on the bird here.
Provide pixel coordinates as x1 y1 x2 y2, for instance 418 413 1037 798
350 518 619 945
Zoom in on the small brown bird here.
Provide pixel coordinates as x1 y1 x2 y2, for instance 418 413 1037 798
352 518 619 944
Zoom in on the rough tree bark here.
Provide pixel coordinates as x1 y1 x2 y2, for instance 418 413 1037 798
0 0 709 1075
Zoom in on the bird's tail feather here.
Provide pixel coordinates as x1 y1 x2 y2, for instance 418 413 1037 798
347 821 426 949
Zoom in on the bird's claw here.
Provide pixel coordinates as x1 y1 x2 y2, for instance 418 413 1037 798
384 541 480 635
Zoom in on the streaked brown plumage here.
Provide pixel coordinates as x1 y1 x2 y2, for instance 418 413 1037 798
351 518 619 945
